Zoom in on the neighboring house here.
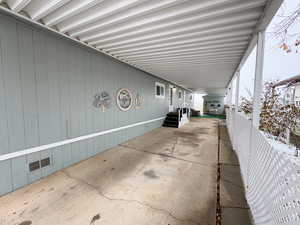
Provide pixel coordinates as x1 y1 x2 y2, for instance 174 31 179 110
274 74 300 106
274 75 300 147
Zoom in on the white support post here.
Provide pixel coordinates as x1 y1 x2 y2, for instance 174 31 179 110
233 71 240 150
235 71 240 113
246 30 265 187
252 30 265 127
228 82 233 107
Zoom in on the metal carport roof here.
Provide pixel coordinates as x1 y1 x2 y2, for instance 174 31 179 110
0 0 282 94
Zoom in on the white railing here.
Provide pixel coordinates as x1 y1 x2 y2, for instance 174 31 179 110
226 109 300 225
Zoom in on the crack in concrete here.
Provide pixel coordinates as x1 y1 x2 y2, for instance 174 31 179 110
60 170 201 225
119 144 214 168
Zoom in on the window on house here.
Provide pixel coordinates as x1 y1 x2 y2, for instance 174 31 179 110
178 90 182 99
155 82 165 98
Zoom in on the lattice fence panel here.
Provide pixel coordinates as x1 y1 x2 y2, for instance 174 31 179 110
226 111 300 225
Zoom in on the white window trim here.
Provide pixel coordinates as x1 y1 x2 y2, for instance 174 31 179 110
155 82 166 99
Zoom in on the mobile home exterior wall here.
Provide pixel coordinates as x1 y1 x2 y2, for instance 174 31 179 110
0 13 192 196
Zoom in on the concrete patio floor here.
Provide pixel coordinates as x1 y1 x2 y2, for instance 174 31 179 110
0 119 251 225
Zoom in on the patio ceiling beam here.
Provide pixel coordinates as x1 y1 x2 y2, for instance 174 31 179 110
136 58 241 67
72 0 235 38
24 0 71 21
68 0 187 37
118 41 248 59
108 30 252 55
131 54 243 64
103 21 257 52
89 10 262 46
42 0 104 26
80 0 265 43
129 51 244 63
122 46 246 61
6 0 31 12
57 0 145 33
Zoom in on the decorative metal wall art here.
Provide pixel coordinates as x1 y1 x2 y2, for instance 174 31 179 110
116 88 133 111
93 91 112 112
135 92 143 109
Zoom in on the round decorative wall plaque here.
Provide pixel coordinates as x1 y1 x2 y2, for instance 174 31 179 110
93 91 112 112
116 88 133 111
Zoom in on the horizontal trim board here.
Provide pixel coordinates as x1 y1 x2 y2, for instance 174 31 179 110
0 117 165 162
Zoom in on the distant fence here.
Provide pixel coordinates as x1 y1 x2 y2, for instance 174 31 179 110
226 109 300 225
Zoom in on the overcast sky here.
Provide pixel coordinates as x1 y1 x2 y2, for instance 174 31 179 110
239 0 300 98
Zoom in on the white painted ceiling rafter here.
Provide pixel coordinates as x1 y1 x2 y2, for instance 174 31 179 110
80 0 265 44
135 56 243 66
109 31 253 55
42 0 105 26
68 0 189 37
57 0 146 32
102 20 258 52
6 0 31 12
88 10 262 48
23 0 71 21
126 46 247 61
0 0 282 93
119 41 249 59
129 51 245 63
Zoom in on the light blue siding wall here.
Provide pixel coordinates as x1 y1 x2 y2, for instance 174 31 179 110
0 13 191 195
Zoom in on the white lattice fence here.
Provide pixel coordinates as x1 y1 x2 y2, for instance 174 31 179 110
227 111 300 225
234 113 252 184
226 108 234 143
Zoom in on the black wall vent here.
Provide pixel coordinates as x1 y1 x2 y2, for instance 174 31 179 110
29 161 40 172
41 157 50 168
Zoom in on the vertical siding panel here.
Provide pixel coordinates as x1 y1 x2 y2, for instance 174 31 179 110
0 19 9 155
85 53 94 158
17 24 39 149
57 41 72 168
69 47 80 163
34 31 50 145
46 36 61 143
0 160 12 195
40 149 53 177
1 17 25 153
11 156 27 190
90 53 98 154
52 147 64 172
77 48 88 161
93 55 103 153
